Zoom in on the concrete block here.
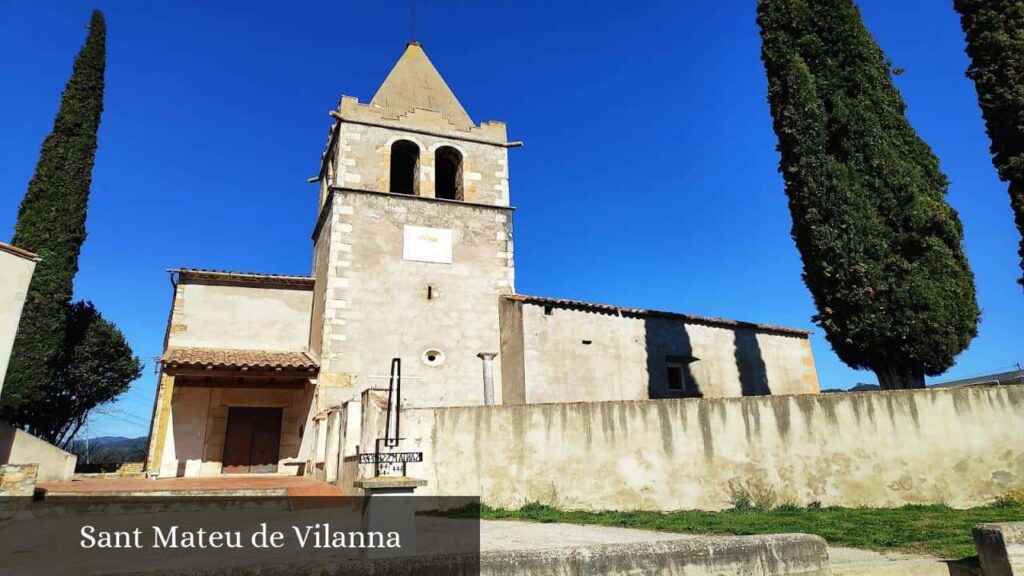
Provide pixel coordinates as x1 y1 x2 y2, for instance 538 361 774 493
945 557 983 576
478 533 832 576
974 522 1024 576
183 459 202 478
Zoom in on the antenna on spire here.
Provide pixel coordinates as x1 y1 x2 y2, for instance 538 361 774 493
410 0 417 44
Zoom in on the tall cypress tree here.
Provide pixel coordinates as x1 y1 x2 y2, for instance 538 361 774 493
954 0 1024 290
3 11 108 423
757 0 980 389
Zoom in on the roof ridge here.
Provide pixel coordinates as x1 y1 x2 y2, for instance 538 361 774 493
0 241 38 261
506 294 812 337
170 268 315 288
171 268 312 279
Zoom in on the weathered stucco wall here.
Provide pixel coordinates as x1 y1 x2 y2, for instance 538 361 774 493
314 189 514 409
0 247 36 395
168 281 313 351
505 300 818 403
395 385 1024 510
0 421 76 482
519 303 649 403
158 382 314 478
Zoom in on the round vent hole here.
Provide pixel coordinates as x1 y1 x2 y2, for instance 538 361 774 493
422 349 445 367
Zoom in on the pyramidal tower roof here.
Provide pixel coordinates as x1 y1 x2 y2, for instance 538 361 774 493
369 42 474 130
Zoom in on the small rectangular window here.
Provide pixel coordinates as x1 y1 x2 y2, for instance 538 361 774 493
666 356 699 396
667 365 684 390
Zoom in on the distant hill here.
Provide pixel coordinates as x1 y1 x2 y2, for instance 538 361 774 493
70 436 147 465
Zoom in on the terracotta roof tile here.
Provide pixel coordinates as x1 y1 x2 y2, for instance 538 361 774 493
0 242 38 261
162 348 318 371
505 294 812 337
170 268 314 288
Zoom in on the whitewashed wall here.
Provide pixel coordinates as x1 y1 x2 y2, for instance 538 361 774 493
385 385 1024 510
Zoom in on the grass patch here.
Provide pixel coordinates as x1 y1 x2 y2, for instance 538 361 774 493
474 500 1024 558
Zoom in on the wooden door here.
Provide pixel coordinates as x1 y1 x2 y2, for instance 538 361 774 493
222 407 282 474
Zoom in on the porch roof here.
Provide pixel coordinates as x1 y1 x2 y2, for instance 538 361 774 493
162 347 319 371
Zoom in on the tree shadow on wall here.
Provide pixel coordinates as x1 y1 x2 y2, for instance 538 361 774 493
734 330 770 396
643 317 703 399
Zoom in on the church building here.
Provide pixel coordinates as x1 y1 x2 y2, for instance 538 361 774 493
146 43 819 478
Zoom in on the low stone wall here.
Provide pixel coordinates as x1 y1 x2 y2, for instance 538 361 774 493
74 462 146 480
0 421 76 482
0 463 38 496
395 385 1024 510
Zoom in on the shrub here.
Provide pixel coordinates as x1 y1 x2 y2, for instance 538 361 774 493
728 479 778 511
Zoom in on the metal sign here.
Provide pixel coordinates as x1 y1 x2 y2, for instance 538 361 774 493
358 452 423 464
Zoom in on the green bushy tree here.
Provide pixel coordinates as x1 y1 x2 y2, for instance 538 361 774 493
43 302 141 447
3 11 141 443
954 0 1024 289
757 0 980 389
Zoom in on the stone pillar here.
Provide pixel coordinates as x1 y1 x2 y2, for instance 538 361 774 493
145 372 175 478
477 352 497 406
325 410 342 483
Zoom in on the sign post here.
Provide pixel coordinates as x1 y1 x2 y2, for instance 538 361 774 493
353 357 427 559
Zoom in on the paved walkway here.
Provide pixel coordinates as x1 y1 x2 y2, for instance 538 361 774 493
826 546 955 576
480 520 954 576
480 519 690 551
31 478 960 574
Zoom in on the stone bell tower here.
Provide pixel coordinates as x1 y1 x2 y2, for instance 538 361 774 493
309 42 518 409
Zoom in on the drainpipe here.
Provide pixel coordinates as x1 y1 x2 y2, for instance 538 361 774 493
477 353 498 406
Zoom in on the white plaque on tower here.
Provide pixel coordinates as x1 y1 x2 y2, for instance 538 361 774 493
403 225 453 264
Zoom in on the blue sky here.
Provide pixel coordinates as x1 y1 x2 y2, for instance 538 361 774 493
1 1 1021 438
